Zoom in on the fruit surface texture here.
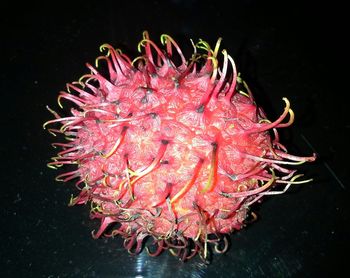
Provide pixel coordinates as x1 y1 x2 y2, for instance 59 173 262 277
44 32 316 261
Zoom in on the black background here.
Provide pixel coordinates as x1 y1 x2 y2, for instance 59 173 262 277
1 1 348 277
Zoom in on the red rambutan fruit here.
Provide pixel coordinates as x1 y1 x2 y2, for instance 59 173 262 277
44 31 316 262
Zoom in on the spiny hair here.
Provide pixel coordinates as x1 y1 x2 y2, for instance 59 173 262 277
44 31 316 262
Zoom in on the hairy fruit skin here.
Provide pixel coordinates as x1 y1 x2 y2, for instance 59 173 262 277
44 32 316 261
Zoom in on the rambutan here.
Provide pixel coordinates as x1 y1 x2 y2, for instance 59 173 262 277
44 31 316 262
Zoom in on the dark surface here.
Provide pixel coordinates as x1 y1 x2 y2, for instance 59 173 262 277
1 1 348 277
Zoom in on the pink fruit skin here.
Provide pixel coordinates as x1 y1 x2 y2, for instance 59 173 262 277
44 32 316 261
